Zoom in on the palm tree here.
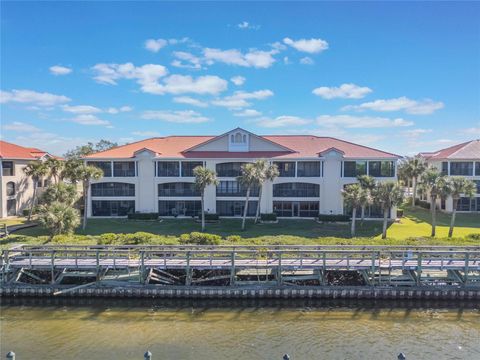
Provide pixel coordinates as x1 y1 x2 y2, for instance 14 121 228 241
193 166 219 232
44 157 64 183
61 159 84 183
237 163 258 231
419 168 446 237
38 201 80 239
23 161 48 221
372 181 404 239
77 164 103 230
356 175 376 222
404 156 427 207
342 184 368 237
253 160 279 224
447 177 477 237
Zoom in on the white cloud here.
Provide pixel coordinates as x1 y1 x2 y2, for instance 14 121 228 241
106 106 133 114
317 115 413 128
171 51 202 69
343 96 444 115
203 48 277 68
141 110 211 123
402 128 432 137
149 75 228 95
313 83 373 99
460 127 480 136
92 63 168 88
237 21 260 30
2 121 41 132
144 38 168 52
71 114 110 126
49 65 72 76
300 57 314 65
233 109 262 117
256 115 312 128
212 90 273 109
62 105 102 114
173 96 208 107
0 89 71 106
132 131 161 137
230 76 246 86
283 37 329 53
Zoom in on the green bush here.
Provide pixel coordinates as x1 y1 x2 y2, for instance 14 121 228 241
260 213 277 221
179 234 191 244
415 199 431 209
127 212 159 220
51 234 74 243
203 213 219 221
22 207 38 217
226 235 242 242
396 209 404 218
98 233 118 245
318 214 350 222
123 232 157 244
466 233 480 240
183 232 221 245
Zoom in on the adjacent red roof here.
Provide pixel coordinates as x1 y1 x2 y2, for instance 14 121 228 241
84 134 399 159
0 140 53 160
420 140 480 160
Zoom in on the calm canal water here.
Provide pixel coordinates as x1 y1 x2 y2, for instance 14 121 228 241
1 298 479 359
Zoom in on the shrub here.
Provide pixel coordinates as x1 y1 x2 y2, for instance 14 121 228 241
226 235 242 242
179 233 191 244
127 212 159 220
51 234 74 244
466 233 480 240
123 232 157 244
22 207 38 217
183 232 221 245
396 209 404 218
204 213 219 221
318 214 350 222
415 199 431 209
260 213 277 221
98 233 118 245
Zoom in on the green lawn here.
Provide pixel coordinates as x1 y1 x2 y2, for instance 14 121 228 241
0 217 32 227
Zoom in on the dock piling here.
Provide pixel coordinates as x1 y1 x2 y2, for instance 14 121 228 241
6 351 15 360
144 350 152 359
398 353 406 359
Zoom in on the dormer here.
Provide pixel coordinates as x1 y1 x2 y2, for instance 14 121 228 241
228 129 249 152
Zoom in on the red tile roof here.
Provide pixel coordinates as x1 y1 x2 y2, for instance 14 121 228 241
84 134 399 159
420 140 480 160
0 140 52 160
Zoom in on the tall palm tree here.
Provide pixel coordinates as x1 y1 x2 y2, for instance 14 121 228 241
356 175 376 222
405 156 427 207
44 157 64 183
448 177 476 237
372 181 404 239
253 160 279 224
419 168 446 237
23 161 48 221
237 163 258 231
193 166 219 232
77 164 103 230
61 159 84 184
342 184 368 237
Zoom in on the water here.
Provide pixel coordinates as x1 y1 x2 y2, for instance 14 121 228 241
1 298 479 359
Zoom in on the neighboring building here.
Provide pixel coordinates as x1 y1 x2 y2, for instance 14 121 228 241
0 140 54 218
420 139 480 212
83 128 400 219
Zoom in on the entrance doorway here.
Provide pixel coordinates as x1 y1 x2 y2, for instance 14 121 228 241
7 199 16 216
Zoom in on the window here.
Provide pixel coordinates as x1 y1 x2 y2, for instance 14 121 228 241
87 161 111 177
441 162 449 176
6 182 15 196
158 183 200 197
91 182 135 197
368 161 395 177
474 180 480 193
158 200 201 217
2 161 14 176
113 162 135 177
344 203 384 219
157 161 179 177
181 161 203 177
273 201 319 217
231 132 246 143
216 181 259 197
456 197 480 212
476 162 480 176
216 200 257 216
274 162 296 177
343 161 367 177
297 161 320 177
450 162 474 176
273 183 319 197
91 200 135 216
216 162 248 177
6 199 16 216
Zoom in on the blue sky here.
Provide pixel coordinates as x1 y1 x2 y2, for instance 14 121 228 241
1 1 479 156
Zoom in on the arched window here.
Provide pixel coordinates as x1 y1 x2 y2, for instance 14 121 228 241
234 132 243 143
6 182 15 196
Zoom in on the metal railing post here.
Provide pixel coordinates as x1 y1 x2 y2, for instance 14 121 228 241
230 250 236 286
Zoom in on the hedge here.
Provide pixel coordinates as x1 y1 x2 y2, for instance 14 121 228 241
415 199 431 209
203 213 219 221
260 213 277 221
127 212 159 220
318 214 350 222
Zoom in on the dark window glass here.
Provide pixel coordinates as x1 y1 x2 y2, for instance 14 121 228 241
474 180 480 193
87 161 111 177
344 203 385 218
343 161 367 177
368 161 381 177
450 162 474 176
216 200 257 216
456 197 475 212
273 183 319 197
216 181 259 197
2 161 14 176
216 162 248 177
6 199 16 216
476 162 480 176
158 200 201 217
6 182 15 196
113 162 135 177
157 161 179 177
297 161 320 177
91 182 135 197
273 201 319 217
441 162 449 176
91 200 135 216
369 161 395 177
158 182 200 197
181 161 203 177
273 162 296 177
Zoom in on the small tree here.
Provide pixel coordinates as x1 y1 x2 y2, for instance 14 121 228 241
356 175 376 222
447 177 476 237
253 160 279 224
38 201 80 238
237 163 258 231
342 184 368 237
77 165 103 230
419 168 447 237
61 159 84 183
44 157 64 183
193 166 219 232
41 182 78 206
404 156 427 207
372 181 404 239
23 161 48 221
